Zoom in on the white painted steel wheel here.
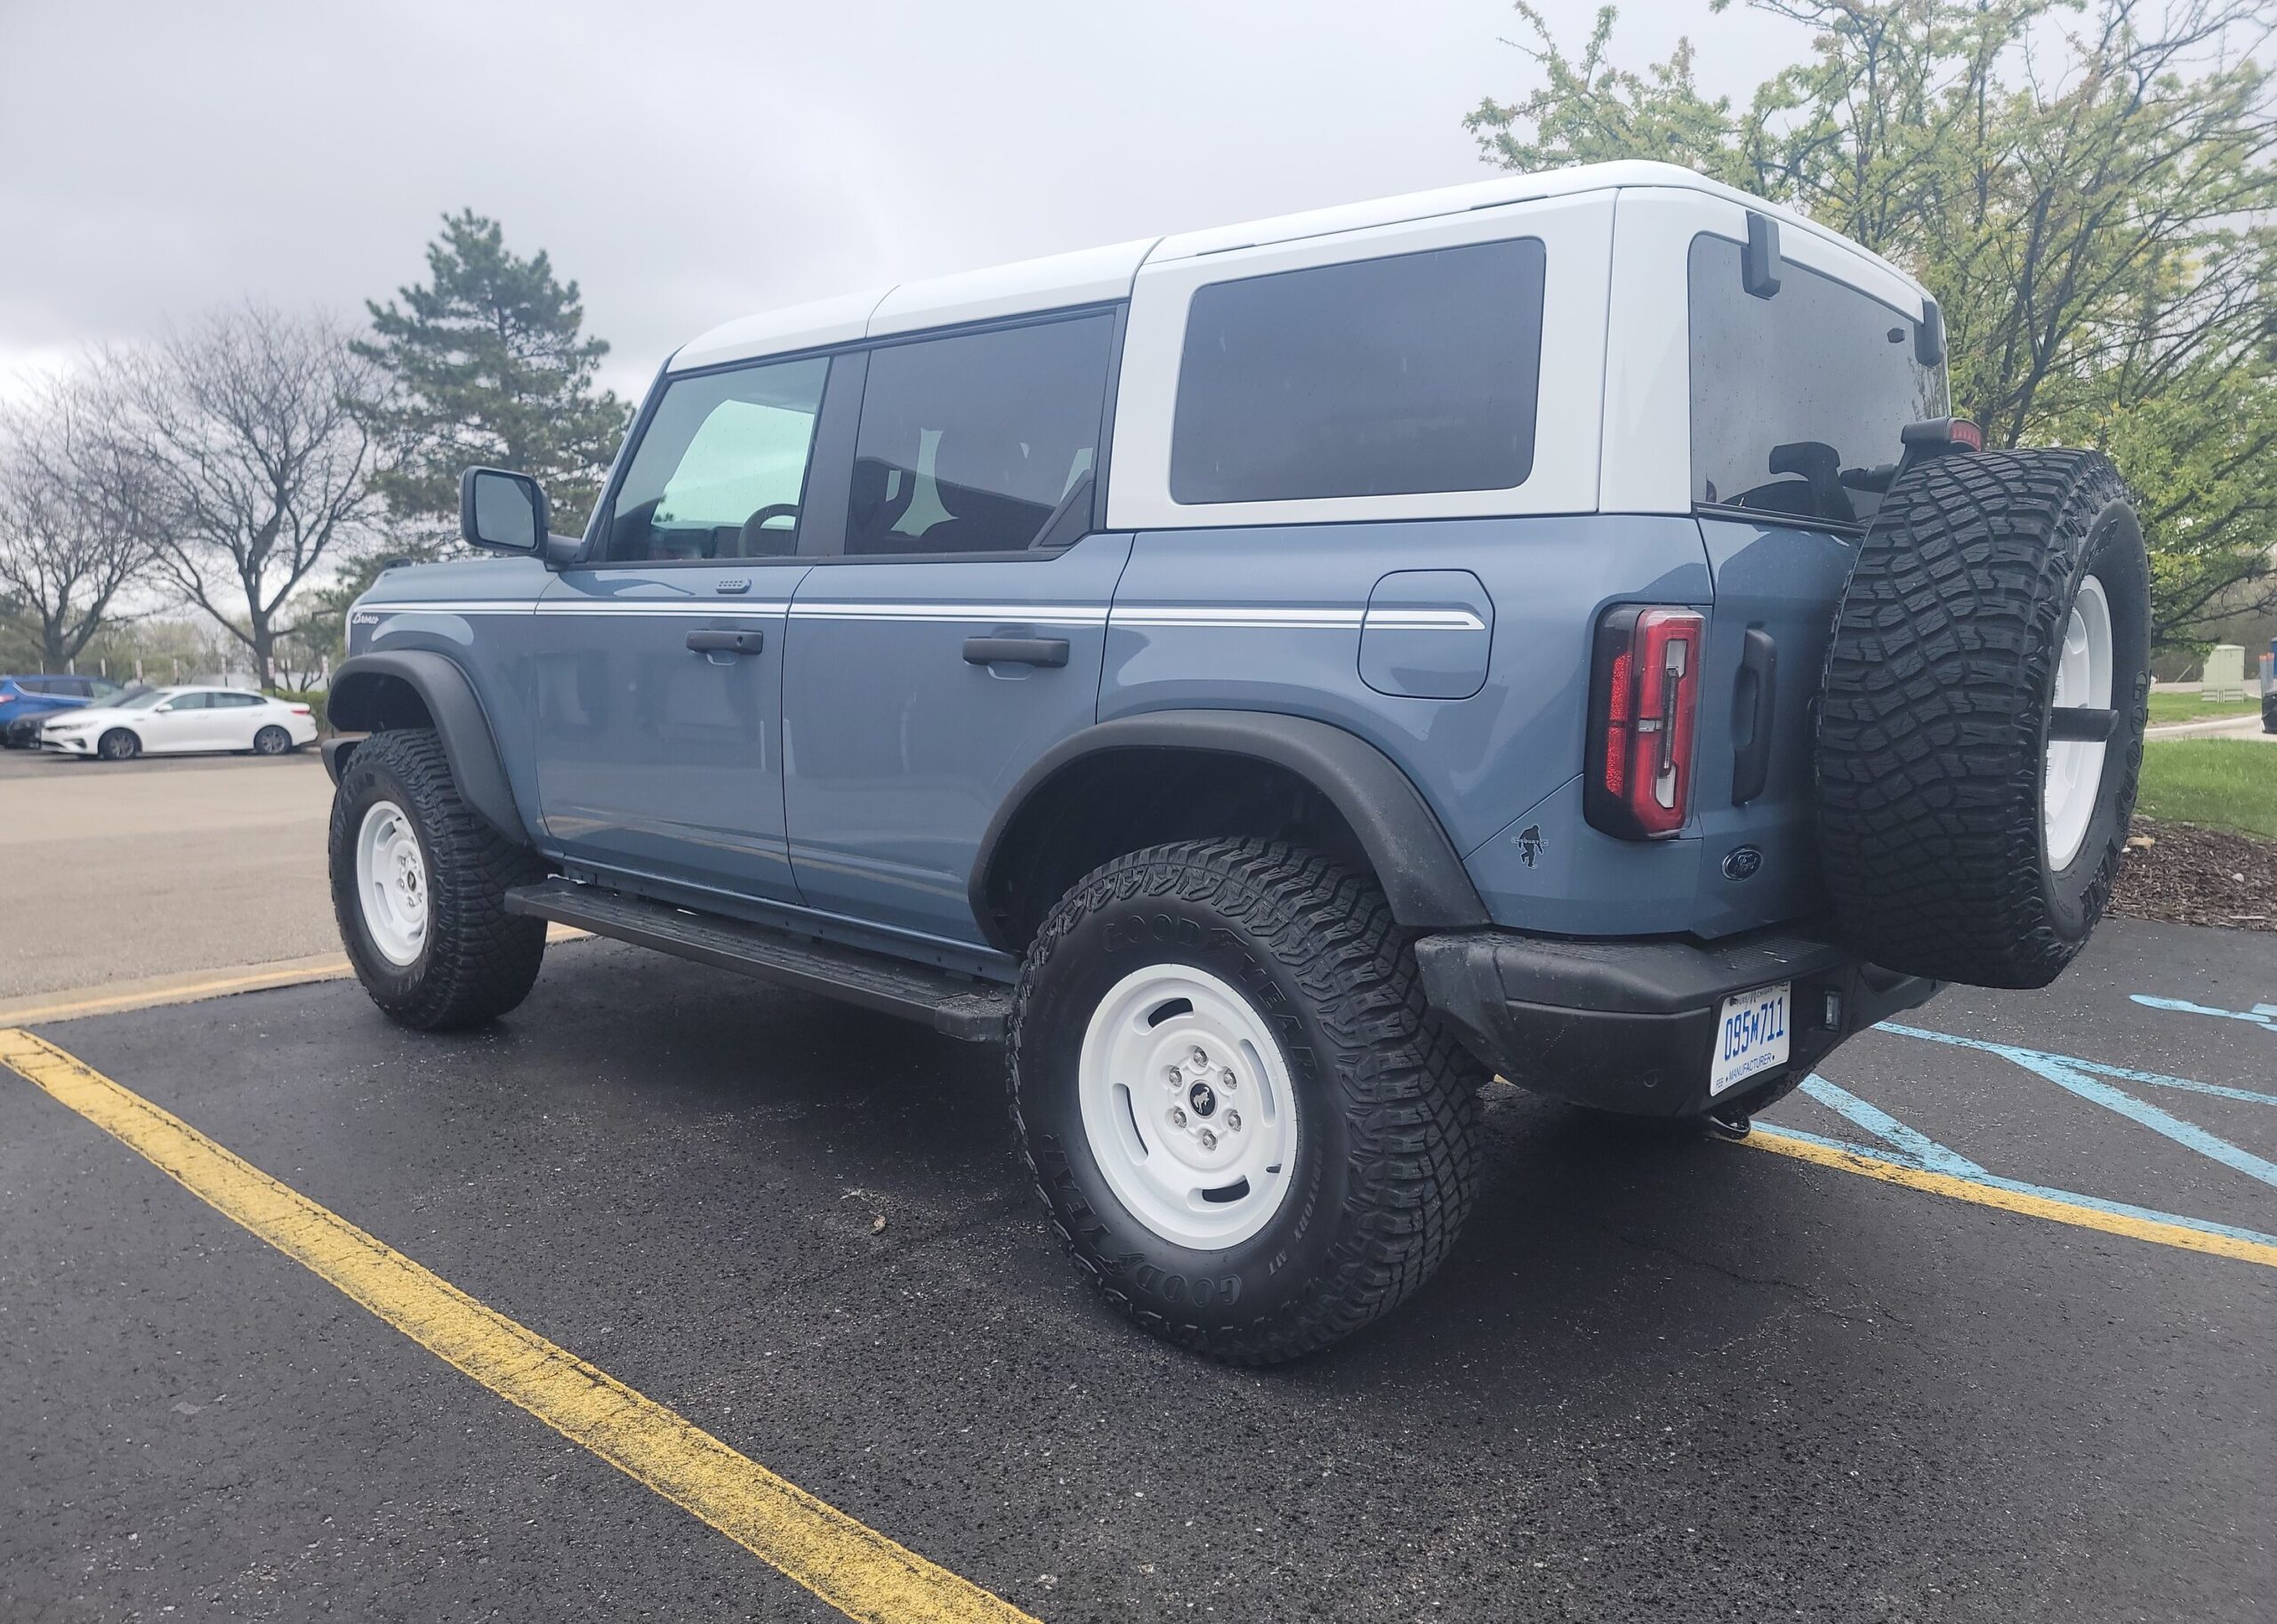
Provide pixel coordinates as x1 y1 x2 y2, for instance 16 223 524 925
355 799 429 966
1075 962 1299 1250
2044 573 2113 871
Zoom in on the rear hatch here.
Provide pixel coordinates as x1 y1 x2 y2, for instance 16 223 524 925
1673 227 1947 937
1684 519 1855 937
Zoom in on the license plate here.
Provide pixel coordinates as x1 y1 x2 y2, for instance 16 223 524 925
1710 982 1791 1097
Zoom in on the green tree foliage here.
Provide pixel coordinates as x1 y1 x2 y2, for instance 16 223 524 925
356 211 631 541
1467 0 2277 650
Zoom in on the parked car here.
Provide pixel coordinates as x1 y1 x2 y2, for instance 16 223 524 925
40 686 318 760
2262 639 2274 734
0 674 134 748
323 160 2151 1363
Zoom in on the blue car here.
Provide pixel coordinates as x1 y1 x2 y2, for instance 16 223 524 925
0 674 135 748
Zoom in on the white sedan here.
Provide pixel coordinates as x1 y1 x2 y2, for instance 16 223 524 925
40 686 319 761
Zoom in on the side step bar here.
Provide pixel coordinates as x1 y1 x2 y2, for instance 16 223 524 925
503 878 1010 1041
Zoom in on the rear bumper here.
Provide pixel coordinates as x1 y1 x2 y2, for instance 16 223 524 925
1413 924 1939 1119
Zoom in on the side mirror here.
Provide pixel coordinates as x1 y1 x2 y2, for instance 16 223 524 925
460 467 549 554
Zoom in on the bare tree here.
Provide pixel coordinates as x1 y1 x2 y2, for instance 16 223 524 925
0 366 165 671
125 305 381 687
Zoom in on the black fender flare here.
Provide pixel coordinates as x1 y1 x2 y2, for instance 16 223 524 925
326 651 531 845
970 709 1490 952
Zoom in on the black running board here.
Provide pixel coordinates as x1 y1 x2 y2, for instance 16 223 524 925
504 878 1010 1041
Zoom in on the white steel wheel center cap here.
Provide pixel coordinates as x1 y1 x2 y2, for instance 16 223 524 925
2045 573 2114 871
1076 962 1299 1251
356 800 429 967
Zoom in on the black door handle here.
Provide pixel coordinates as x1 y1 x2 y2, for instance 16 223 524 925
687 629 764 655
1731 627 1778 805
962 636 1069 668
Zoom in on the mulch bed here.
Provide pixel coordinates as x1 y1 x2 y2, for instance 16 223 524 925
2109 816 2277 932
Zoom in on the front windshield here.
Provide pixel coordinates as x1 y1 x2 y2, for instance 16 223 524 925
109 688 166 711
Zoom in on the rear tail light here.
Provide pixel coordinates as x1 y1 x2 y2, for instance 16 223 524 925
291 705 313 716
1586 605 1705 840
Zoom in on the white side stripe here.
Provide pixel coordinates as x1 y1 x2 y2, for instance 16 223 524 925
789 603 1110 625
1111 606 1366 631
363 600 1488 632
358 601 538 616
1361 607 1489 632
537 600 793 615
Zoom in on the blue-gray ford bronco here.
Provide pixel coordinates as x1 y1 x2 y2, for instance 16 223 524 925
326 163 2151 1363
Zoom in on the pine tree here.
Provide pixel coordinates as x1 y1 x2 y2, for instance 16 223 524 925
356 211 631 540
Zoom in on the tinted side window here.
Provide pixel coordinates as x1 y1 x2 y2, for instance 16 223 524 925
216 692 263 708
1169 237 1546 505
606 356 830 563
168 693 212 711
1687 234 1943 527
845 313 1114 557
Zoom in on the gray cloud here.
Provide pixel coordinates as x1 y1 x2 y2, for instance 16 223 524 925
0 0 1801 399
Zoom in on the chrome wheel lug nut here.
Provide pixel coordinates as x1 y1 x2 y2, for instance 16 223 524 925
1165 1065 1182 1084
1225 1111 1242 1131
1189 1046 1208 1067
1197 1128 1218 1151
1219 1067 1235 1090
1170 1106 1187 1128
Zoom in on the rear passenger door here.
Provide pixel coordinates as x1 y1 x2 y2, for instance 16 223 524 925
780 310 1126 946
210 690 268 747
530 353 834 904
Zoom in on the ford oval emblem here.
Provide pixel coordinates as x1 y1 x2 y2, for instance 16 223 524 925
1721 846 1764 881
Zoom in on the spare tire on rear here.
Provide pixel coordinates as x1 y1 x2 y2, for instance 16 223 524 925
1814 448 2149 989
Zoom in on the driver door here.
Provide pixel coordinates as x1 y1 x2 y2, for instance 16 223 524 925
531 352 837 905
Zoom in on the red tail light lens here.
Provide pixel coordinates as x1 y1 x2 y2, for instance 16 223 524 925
1950 419 1983 450
1585 605 1705 840
291 705 313 715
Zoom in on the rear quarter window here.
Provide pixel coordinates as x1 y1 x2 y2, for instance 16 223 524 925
1687 233 1944 528
1168 237 1547 505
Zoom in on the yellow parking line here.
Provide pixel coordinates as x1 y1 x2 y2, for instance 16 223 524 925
1742 1128 2277 1267
0 1027 1036 1624
0 928 591 1026
1 961 357 1024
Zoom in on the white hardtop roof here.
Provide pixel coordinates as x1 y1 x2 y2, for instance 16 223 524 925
669 161 1929 374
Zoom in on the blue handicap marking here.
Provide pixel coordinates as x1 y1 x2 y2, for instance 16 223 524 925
1764 1001 2277 1250
2128 994 2277 1033
1797 1074 1987 1178
1798 1019 2277 1201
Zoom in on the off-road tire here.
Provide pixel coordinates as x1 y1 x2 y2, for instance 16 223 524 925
97 728 140 761
1815 448 2149 989
329 728 547 1030
1009 838 1484 1364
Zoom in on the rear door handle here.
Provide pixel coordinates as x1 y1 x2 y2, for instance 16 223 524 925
687 629 764 655
1731 627 1778 805
962 636 1069 668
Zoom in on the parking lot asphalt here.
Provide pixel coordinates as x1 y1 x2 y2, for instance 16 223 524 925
3 914 2270 1623
0 752 334 999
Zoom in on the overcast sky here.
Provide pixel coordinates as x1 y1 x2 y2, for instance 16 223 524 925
0 0 1808 403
